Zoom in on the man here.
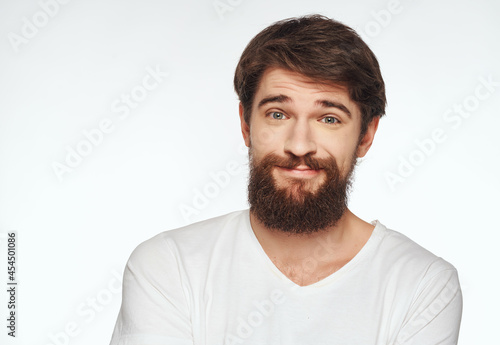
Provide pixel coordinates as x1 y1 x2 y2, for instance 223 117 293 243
110 15 462 345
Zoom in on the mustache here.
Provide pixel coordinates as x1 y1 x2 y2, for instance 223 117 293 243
259 153 334 171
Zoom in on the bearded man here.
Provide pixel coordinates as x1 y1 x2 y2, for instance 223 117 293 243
110 14 462 345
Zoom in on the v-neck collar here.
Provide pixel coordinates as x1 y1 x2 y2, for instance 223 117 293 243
241 209 385 292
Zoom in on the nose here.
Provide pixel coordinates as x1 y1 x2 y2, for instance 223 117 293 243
283 119 317 157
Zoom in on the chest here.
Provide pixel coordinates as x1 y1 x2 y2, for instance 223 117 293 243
272 258 351 286
188 277 405 345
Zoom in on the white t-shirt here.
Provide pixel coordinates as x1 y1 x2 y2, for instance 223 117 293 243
110 209 462 345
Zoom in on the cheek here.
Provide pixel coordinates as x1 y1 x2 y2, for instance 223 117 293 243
250 125 279 150
320 135 358 168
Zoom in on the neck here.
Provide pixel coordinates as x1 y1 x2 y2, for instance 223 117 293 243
249 209 374 282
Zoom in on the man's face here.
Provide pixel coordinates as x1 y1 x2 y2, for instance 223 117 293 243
240 67 378 234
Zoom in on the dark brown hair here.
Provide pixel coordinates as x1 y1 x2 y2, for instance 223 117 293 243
234 14 386 136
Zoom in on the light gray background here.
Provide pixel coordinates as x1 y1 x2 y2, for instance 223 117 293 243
1 0 499 344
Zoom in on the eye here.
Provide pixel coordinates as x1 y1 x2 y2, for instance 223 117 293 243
269 111 286 120
321 116 340 124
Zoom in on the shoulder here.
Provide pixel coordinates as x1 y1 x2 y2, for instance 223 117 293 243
375 221 457 271
372 224 464 343
371 221 460 293
162 208 248 242
127 209 249 269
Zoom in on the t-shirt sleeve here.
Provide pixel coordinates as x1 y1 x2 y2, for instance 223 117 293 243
109 235 194 345
394 260 463 345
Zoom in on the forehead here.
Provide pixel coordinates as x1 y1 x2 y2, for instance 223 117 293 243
253 67 360 115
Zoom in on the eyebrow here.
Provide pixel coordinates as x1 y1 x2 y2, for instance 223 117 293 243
315 99 352 118
257 94 352 118
257 94 292 108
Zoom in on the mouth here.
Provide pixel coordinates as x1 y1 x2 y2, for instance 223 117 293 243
275 165 323 177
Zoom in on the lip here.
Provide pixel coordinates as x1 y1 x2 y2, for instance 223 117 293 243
275 165 322 177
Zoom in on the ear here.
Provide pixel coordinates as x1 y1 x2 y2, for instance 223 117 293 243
356 116 380 158
239 102 251 147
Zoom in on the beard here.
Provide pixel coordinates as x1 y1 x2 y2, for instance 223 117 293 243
247 150 357 235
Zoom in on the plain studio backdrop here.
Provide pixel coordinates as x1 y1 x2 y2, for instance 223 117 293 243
0 0 498 344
